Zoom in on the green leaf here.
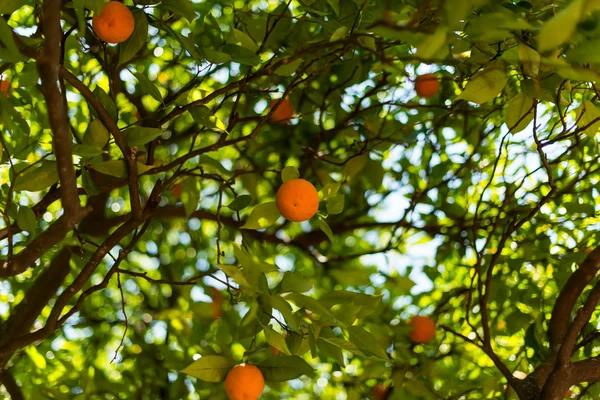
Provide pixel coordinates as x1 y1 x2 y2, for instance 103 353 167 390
358 36 376 52
518 44 540 77
82 169 99 196
134 72 162 102
84 0 105 14
504 93 535 134
0 19 23 61
318 217 334 242
119 10 148 65
320 337 365 357
281 166 299 182
161 0 196 22
274 58 304 76
222 44 261 66
190 105 228 133
93 87 118 121
14 162 59 192
457 61 508 104
227 194 252 211
83 119 110 149
284 293 339 323
203 13 223 48
89 160 152 178
257 356 313 382
576 100 600 137
0 0 24 14
202 47 232 64
181 356 234 382
233 245 278 273
416 28 447 60
17 206 36 233
72 144 106 158
568 38 600 64
263 325 291 355
326 194 344 215
326 0 339 15
216 263 252 290
229 28 258 52
241 202 280 230
123 127 163 146
269 295 298 330
347 326 389 361
279 273 313 293
320 183 340 200
181 177 201 217
73 0 86 36
198 155 231 176
317 337 345 366
537 0 585 53
330 26 349 42
343 154 368 180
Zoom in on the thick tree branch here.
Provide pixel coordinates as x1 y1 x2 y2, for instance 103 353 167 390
1 248 72 342
0 211 90 278
0 369 23 400
59 67 143 221
549 247 600 352
37 0 80 219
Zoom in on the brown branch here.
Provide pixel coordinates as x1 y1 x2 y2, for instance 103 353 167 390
1 248 72 342
0 210 91 278
0 369 23 400
58 67 143 221
37 0 80 219
549 247 600 351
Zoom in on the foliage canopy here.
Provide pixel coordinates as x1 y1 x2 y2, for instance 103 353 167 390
1 0 600 399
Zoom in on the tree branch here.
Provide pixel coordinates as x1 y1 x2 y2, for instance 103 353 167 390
0 369 23 400
37 0 80 219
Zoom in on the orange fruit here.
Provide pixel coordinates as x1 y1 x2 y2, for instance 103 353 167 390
224 363 264 400
275 178 319 222
408 316 436 344
269 98 294 123
172 183 183 200
92 2 135 44
372 383 387 400
0 79 10 97
414 74 440 99
211 287 223 320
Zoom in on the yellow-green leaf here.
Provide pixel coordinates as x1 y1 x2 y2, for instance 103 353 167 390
281 166 299 182
518 44 540 77
241 202 280 230
263 325 291 355
576 100 600 137
181 356 234 382
457 61 508 104
13 162 59 192
504 93 535 134
537 0 585 53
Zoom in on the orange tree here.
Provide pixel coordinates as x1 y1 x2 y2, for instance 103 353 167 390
0 0 600 399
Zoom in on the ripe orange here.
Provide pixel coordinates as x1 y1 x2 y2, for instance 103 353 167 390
92 2 135 44
269 98 294 123
414 74 440 99
0 79 10 97
275 178 319 222
372 383 387 400
172 183 183 200
224 363 264 400
408 316 436 344
210 287 223 320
